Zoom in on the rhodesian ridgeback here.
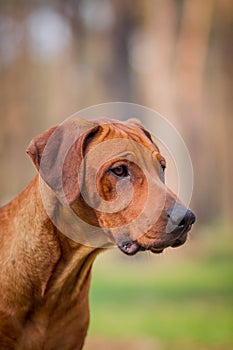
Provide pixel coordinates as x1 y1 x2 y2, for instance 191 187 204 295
0 118 195 349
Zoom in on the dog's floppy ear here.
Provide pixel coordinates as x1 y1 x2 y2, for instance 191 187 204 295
126 118 143 127
27 118 100 204
127 118 155 145
26 126 57 171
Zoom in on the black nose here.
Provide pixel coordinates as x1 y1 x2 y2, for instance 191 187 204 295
167 207 196 230
177 209 196 228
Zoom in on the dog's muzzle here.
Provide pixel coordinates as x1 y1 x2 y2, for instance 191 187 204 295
118 208 196 256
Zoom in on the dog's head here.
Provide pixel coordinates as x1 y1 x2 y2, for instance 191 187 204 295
27 117 195 255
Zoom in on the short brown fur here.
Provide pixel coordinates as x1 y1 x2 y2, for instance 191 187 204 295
0 118 194 349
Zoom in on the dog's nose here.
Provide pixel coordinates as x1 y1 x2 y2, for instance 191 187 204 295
167 207 196 230
177 209 196 228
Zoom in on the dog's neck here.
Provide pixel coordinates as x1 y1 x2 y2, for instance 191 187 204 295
0 174 101 314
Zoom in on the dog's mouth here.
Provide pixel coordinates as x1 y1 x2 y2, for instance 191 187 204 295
117 232 188 256
118 241 141 255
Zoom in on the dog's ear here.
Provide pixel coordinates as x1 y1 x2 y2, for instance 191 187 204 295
127 118 143 127
127 118 155 145
26 126 58 171
27 118 100 204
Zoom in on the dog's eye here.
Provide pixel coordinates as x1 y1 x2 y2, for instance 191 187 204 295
110 165 129 178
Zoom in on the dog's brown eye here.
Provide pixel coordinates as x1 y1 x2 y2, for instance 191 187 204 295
110 165 129 178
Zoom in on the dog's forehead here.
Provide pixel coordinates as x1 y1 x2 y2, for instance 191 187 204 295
79 119 165 170
92 120 160 154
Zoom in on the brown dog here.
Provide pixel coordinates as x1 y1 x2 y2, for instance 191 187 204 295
0 118 195 349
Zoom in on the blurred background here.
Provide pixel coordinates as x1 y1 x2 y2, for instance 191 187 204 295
0 0 232 349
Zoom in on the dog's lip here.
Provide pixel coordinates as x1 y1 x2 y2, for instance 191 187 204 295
146 235 187 254
171 232 188 247
149 247 165 254
118 231 188 256
118 241 140 256
118 241 166 256
118 241 165 255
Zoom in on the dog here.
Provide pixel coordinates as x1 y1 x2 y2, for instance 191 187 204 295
0 117 195 349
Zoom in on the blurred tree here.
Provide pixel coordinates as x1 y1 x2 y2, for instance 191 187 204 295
0 0 232 225
213 0 233 221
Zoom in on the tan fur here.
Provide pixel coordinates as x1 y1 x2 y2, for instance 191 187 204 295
0 118 194 349
0 174 101 349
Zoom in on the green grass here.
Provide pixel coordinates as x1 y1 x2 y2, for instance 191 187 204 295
88 225 233 349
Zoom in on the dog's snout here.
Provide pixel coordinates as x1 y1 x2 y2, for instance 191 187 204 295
167 206 196 230
177 209 196 228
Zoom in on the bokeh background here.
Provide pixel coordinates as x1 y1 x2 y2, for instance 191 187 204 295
0 1 232 349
